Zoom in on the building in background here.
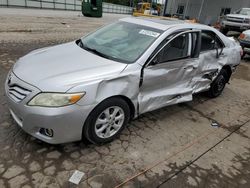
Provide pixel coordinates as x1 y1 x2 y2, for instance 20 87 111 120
0 0 133 14
164 0 250 25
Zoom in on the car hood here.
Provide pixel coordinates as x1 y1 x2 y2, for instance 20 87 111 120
13 41 127 92
226 14 250 19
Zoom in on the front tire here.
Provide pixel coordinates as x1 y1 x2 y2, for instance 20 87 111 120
83 98 130 145
207 69 228 98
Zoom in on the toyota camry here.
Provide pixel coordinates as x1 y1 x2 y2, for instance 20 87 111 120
5 17 241 144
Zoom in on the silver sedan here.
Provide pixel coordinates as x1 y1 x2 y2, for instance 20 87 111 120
5 17 241 144
239 29 250 58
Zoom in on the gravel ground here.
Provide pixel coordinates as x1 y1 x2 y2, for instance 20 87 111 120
0 8 250 188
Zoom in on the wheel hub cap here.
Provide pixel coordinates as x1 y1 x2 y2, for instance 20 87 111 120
95 106 125 139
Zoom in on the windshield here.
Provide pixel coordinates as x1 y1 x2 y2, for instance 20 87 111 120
80 21 163 64
236 8 250 16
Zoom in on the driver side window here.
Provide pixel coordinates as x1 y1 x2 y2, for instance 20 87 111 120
156 33 189 63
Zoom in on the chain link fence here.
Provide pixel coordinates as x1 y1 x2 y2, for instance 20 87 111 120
0 0 133 14
103 3 132 14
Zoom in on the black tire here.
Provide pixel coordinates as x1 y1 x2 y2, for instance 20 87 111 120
83 98 130 145
207 69 228 98
220 28 229 35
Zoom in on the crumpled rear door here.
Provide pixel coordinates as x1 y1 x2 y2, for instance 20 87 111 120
139 58 199 114
191 51 222 93
192 30 227 93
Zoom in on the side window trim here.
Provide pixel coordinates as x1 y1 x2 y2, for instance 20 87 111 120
154 32 191 64
191 31 201 58
146 30 201 67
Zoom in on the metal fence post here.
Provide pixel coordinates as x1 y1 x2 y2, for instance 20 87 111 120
1 0 132 14
198 0 205 21
163 0 168 16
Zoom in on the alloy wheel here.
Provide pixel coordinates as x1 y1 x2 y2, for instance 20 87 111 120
94 106 125 139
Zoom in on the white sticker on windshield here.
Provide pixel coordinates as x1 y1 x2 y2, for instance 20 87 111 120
139 30 160 38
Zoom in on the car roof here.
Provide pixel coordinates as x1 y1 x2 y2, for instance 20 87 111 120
119 17 233 50
120 17 211 31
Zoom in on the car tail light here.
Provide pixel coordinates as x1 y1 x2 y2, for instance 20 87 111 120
239 33 246 39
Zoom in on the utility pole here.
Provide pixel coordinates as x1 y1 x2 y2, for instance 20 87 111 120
163 0 168 16
183 0 190 19
198 0 205 21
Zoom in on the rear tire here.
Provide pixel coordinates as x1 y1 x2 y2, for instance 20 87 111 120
83 98 130 145
207 69 228 98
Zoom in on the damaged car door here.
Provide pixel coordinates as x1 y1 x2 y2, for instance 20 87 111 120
192 30 226 93
139 30 201 113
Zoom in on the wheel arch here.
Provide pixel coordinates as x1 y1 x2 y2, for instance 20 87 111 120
82 95 136 133
81 95 136 142
221 65 232 83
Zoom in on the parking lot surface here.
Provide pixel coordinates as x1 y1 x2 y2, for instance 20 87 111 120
0 8 250 188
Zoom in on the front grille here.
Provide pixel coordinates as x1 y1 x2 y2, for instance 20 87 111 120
225 25 241 31
8 84 31 103
227 17 244 23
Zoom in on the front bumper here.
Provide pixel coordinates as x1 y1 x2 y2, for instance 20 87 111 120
4 72 95 144
221 21 250 31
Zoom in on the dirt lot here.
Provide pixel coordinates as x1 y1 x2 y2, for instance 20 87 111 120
0 8 250 188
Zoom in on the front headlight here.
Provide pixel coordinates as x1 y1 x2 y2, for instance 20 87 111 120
28 92 85 107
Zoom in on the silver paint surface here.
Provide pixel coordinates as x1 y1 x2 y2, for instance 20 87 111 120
5 17 241 144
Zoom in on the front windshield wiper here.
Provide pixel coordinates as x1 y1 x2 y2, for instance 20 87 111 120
79 40 113 60
77 39 84 48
